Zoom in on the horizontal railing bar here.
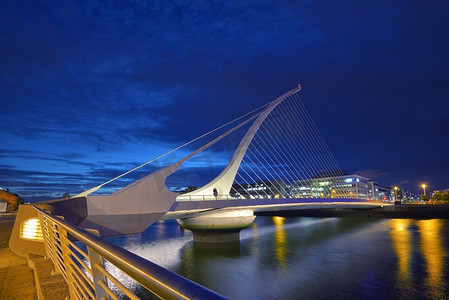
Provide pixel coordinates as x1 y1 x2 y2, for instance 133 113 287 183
43 240 52 249
54 248 65 264
98 280 120 300
70 262 95 290
54 254 66 274
34 206 226 300
46 251 56 263
67 240 89 259
71 280 85 300
67 252 93 276
70 265 95 299
95 264 140 300
55 244 64 258
59 268 69 283
53 233 61 241
70 270 95 299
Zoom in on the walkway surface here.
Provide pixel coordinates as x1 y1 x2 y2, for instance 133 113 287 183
0 214 38 299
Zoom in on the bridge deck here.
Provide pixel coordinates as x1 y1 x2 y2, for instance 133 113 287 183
164 198 389 220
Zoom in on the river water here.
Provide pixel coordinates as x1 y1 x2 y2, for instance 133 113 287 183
107 217 449 299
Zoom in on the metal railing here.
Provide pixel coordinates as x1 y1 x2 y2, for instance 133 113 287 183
177 194 243 201
175 194 363 201
176 194 286 201
34 206 227 300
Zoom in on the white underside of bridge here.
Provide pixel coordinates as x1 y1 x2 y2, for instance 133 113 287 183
160 201 391 221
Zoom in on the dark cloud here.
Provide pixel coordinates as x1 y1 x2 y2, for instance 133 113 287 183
1 1 448 198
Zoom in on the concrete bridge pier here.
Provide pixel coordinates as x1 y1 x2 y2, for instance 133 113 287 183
177 209 256 243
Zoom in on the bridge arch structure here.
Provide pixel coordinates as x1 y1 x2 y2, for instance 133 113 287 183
12 86 387 243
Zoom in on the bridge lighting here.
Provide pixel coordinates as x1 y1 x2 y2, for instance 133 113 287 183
20 218 43 241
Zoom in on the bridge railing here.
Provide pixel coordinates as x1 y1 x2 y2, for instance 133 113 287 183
177 194 282 201
176 194 350 201
177 194 242 201
33 206 227 300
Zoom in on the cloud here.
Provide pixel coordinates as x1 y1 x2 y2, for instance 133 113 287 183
354 169 389 180
1 0 448 198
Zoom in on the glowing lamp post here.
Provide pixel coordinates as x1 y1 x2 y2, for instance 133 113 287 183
394 186 399 204
421 184 427 197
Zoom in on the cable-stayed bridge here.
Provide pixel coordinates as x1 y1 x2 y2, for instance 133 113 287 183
24 85 387 240
8 86 391 299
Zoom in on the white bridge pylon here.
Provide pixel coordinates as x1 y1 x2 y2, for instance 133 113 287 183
174 83 352 201
176 87 301 201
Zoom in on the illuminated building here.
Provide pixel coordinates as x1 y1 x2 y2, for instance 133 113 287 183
230 175 396 201
290 175 389 200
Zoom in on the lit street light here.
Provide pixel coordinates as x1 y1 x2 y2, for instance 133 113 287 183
394 186 399 204
421 184 427 197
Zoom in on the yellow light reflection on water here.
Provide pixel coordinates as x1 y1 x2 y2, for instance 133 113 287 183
417 219 445 298
252 223 258 255
390 219 412 283
273 216 286 269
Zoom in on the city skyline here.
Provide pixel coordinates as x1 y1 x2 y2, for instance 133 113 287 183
1 1 448 200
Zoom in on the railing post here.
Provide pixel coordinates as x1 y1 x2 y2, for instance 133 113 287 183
49 220 63 275
86 229 108 300
33 206 228 300
58 223 78 300
38 213 51 260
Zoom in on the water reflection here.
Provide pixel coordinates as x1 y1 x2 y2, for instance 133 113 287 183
390 219 448 299
156 220 165 239
272 216 286 269
251 223 258 255
417 219 446 298
390 219 412 284
116 217 449 299
122 233 142 248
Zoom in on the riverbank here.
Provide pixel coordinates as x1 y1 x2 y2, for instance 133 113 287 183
255 204 449 218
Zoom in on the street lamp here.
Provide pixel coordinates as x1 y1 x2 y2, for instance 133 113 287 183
394 186 399 204
421 184 427 197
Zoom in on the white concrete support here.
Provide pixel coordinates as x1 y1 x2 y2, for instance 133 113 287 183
177 209 256 243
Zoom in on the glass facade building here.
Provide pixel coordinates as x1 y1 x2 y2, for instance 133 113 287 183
290 175 391 201
231 174 393 201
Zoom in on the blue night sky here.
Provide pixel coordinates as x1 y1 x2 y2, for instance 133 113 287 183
1 1 448 201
